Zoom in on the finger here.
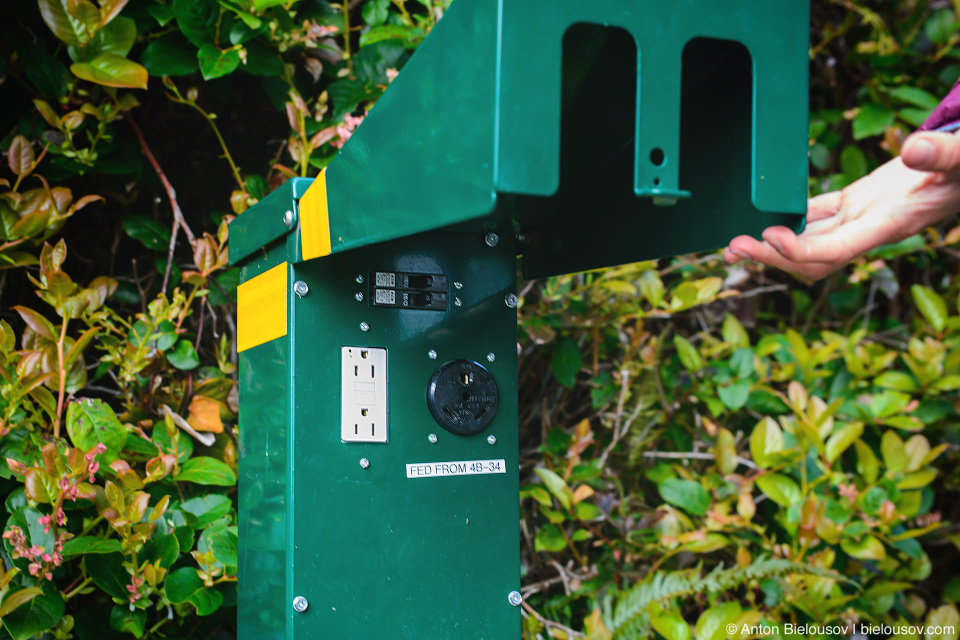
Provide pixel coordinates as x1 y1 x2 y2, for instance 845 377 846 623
901 130 960 173
727 235 837 279
762 216 887 265
807 191 842 222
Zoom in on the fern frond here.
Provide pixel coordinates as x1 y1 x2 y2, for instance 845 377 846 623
610 556 852 639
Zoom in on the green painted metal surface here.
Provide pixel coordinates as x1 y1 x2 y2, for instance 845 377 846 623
317 0 808 277
232 1 813 636
229 178 310 265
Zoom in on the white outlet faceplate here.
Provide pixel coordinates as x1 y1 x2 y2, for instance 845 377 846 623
341 346 388 443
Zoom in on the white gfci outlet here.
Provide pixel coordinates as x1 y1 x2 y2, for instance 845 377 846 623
341 346 388 443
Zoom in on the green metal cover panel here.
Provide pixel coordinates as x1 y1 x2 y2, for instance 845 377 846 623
316 0 808 278
229 178 312 265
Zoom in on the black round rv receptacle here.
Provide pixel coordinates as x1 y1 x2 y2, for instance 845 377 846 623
426 360 499 435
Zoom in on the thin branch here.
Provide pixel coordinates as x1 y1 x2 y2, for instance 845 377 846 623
642 450 760 471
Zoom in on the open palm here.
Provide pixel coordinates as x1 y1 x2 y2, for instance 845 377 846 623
724 130 960 280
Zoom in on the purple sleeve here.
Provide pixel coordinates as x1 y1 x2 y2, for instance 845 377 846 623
921 77 960 131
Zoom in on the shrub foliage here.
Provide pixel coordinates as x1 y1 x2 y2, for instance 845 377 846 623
0 0 959 639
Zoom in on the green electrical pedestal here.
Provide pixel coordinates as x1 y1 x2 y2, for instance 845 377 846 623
229 1 810 638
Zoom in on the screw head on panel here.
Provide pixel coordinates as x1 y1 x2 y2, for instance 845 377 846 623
355 274 364 283
360 322 370 332
487 435 497 445
283 210 294 227
453 281 463 290
428 350 437 360
484 232 499 247
505 293 518 308
454 297 462 307
355 292 364 302
508 591 522 607
428 433 438 444
359 458 370 469
486 353 495 362
292 596 309 612
293 281 309 297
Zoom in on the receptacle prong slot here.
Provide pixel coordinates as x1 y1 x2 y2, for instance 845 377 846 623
361 408 368 416
442 406 457 421
361 350 368 358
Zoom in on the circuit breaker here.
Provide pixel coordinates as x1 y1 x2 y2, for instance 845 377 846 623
229 0 810 638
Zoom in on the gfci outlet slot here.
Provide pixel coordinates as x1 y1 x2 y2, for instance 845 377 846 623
341 346 388 443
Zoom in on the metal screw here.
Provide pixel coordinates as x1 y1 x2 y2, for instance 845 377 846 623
484 232 499 247
428 350 437 360
355 274 364 283
487 435 497 445
508 591 522 607
454 297 462 307
453 281 463 290
359 458 370 469
283 210 294 227
505 293 518 308
292 596 309 612
487 353 496 362
294 281 309 297
428 433 438 444
355 292 364 302
360 322 370 332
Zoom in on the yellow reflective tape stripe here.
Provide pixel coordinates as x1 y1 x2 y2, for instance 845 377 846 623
237 262 287 353
300 168 332 260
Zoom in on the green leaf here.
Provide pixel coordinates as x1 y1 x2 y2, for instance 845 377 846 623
0 588 43 619
61 536 123 556
164 568 224 615
109 604 146 638
241 41 283 77
898 468 938 490
889 86 941 110
673 335 702 372
359 24 425 48
551 337 582 388
874 371 919 392
912 285 949 332
840 144 867 180
140 33 198 77
1 589 64 640
361 0 391 26
841 535 886 561
65 398 127 465
38 0 86 45
197 43 241 80
534 524 567 552
534 467 573 511
142 533 181 569
925 9 958 45
658 478 711 516
74 16 138 60
900 108 934 128
696 602 742 640
209 529 238 567
87 552 129 600
749 417 783 469
181 494 232 528
755 473 801 507
648 602 691 640
855 440 880 484
926 604 960 640
721 314 749 348
881 430 908 474
714 428 737 475
853 104 895 140
175 457 237 486
168 340 200 370
122 215 172 250
825 422 863 463
718 380 750 411
639 270 664 308
174 0 216 48
71 53 148 90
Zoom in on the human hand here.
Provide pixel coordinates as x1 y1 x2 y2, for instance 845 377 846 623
723 129 960 280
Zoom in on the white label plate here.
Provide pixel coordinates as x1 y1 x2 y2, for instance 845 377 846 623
406 459 506 479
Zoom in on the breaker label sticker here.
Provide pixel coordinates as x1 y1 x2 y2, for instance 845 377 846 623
406 459 506 479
